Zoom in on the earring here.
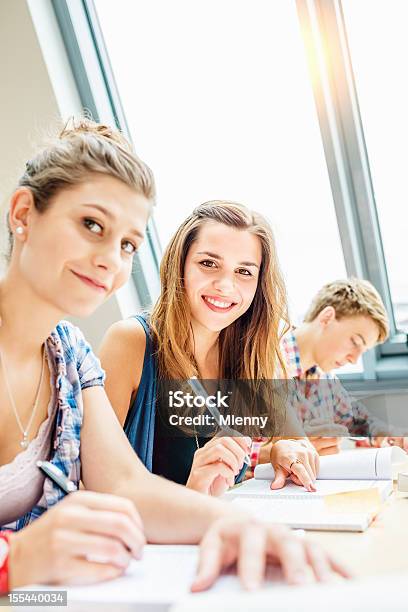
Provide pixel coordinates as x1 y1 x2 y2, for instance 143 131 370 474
15 227 24 235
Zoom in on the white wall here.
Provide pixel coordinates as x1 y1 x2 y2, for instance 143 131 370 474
0 0 60 243
0 0 137 350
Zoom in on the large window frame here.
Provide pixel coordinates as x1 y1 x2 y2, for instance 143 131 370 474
52 0 408 384
296 0 408 378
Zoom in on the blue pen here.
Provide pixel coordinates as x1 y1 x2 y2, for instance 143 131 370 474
37 460 77 494
187 376 251 466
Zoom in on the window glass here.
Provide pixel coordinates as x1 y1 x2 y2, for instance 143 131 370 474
343 0 408 333
95 0 346 325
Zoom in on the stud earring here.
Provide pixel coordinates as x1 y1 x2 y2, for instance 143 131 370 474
15 227 24 235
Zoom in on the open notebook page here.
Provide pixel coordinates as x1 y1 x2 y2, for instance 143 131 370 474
225 478 392 498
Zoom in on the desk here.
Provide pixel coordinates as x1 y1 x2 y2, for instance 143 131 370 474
309 490 408 577
1 492 406 611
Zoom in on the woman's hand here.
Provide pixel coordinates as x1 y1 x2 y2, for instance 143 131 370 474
191 515 351 591
355 437 407 449
270 439 319 492
8 491 145 588
186 436 252 497
377 437 405 448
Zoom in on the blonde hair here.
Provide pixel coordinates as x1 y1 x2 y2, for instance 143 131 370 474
304 278 389 343
150 201 290 436
9 117 155 254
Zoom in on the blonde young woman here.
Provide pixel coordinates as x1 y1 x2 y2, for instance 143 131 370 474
0 122 346 593
100 202 320 497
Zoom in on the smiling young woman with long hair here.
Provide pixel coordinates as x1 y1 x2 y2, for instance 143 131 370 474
100 201 319 497
0 121 345 593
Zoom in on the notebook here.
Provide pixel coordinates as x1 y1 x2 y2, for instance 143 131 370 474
223 447 405 531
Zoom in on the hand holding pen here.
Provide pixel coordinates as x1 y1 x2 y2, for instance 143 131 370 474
186 435 252 496
187 377 252 465
7 462 145 589
185 378 252 495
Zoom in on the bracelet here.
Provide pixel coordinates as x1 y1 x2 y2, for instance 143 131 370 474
0 531 12 595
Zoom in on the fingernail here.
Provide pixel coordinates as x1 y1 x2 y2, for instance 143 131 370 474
318 570 330 582
245 436 252 446
117 555 131 568
291 571 308 584
244 579 260 591
190 579 203 592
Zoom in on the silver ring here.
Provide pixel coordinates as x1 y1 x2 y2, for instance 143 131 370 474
289 458 302 471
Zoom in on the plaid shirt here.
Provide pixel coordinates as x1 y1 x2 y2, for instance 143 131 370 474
281 329 394 435
248 329 398 473
1 321 104 532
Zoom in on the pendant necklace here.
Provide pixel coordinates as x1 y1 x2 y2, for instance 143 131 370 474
0 344 46 448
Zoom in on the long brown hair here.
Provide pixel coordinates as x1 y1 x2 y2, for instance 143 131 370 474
150 201 289 383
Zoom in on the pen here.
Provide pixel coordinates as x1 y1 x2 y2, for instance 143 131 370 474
37 460 77 494
187 377 251 466
37 461 133 562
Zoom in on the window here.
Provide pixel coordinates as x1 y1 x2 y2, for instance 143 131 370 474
342 0 408 334
94 0 346 324
52 0 408 381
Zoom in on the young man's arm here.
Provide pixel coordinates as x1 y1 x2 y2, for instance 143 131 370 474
349 396 408 438
330 376 407 439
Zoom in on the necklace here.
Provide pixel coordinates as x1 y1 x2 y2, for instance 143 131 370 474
0 345 46 448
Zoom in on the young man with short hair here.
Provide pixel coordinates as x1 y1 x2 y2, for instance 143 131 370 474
253 278 406 488
280 278 396 456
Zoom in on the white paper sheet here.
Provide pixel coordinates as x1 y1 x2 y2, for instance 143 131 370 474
23 545 282 604
24 546 198 604
172 573 408 612
23 544 407 609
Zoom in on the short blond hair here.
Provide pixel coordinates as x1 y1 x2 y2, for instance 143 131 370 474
304 278 389 343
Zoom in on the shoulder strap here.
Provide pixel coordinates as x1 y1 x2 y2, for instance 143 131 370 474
124 313 157 471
